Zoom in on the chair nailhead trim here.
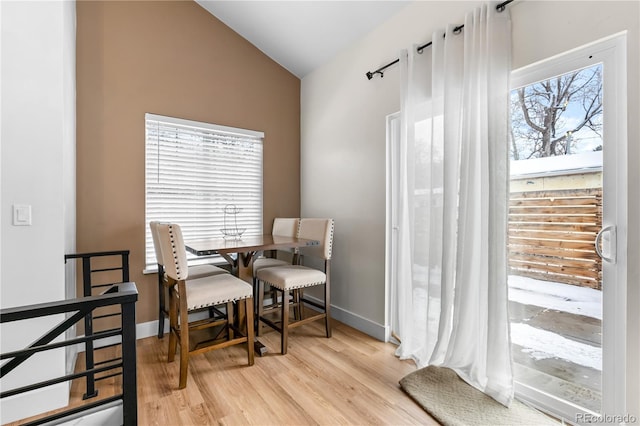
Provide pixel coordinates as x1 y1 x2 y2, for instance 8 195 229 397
327 220 334 259
167 224 182 277
189 294 252 310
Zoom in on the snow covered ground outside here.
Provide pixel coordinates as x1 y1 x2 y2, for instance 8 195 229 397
511 323 602 371
403 267 602 371
509 275 602 371
509 275 602 320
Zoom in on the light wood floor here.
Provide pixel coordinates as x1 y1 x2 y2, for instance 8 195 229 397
14 319 438 425
135 319 437 425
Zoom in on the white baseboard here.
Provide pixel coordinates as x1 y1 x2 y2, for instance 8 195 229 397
302 295 388 341
135 319 164 340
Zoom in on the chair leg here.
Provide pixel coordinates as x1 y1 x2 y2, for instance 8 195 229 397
252 277 259 331
271 285 278 308
290 290 296 320
324 280 332 338
178 282 190 389
245 298 255 366
167 286 178 363
281 289 290 354
158 272 165 338
295 289 303 320
227 302 234 340
257 280 265 337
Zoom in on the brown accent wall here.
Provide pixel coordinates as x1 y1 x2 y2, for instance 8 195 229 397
76 1 301 324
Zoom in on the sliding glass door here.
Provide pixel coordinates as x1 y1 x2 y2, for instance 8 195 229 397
508 34 627 423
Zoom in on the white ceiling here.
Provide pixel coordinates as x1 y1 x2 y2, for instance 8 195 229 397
195 1 410 78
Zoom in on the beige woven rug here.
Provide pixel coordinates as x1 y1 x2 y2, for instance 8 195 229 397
400 366 559 426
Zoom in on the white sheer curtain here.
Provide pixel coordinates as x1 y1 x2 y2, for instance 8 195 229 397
393 3 513 406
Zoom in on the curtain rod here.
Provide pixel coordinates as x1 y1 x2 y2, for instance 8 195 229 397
365 0 514 80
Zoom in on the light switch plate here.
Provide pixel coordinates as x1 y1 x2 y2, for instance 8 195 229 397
13 204 32 226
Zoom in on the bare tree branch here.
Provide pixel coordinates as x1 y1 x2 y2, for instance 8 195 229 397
518 88 545 133
511 65 602 159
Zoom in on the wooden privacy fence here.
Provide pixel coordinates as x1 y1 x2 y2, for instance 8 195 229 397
508 187 602 289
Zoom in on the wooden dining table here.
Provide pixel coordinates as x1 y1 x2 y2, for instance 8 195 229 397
185 234 318 279
184 234 319 355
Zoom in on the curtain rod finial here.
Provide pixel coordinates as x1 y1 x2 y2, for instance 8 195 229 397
366 71 373 80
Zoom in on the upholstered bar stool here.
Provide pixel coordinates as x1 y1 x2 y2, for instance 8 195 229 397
256 218 334 354
156 223 254 389
150 221 229 338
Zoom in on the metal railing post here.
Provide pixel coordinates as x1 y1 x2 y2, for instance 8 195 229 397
121 298 137 425
81 256 97 399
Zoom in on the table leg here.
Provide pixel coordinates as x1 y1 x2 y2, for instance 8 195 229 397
237 252 268 356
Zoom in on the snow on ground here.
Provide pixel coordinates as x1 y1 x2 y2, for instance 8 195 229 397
508 275 602 320
511 323 602 371
509 275 602 371
405 268 603 370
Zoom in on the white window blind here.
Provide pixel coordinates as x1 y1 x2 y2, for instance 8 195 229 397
145 113 264 269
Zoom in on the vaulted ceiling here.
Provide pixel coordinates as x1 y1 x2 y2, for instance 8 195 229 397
195 1 410 78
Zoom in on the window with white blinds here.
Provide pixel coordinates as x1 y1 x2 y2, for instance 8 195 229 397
145 113 264 270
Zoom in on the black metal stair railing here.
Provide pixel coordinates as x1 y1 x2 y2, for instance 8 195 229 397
64 250 130 399
0 282 138 425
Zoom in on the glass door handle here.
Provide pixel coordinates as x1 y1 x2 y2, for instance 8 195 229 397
595 225 617 264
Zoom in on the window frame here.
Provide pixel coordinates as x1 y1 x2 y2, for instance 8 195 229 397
144 113 264 272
